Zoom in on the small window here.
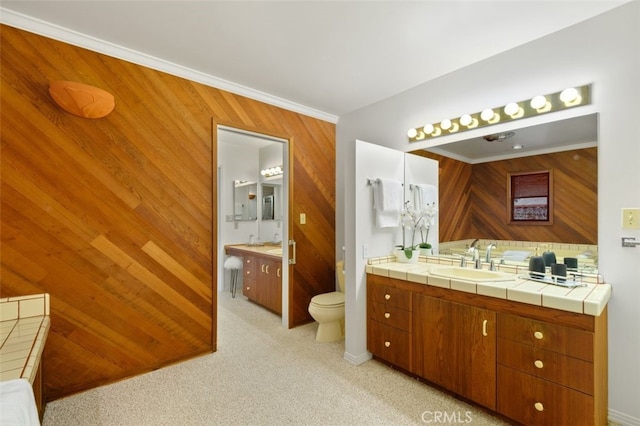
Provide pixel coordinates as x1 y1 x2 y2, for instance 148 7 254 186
507 170 553 225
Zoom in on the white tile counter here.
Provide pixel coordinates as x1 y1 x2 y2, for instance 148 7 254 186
0 294 51 384
366 256 610 316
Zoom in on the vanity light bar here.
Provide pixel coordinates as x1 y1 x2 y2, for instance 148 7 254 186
407 84 591 142
260 165 283 178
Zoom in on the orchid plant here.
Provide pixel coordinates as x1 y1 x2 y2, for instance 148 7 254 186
398 200 438 258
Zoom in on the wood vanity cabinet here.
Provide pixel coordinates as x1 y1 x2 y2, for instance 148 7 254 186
226 247 282 315
367 280 412 371
496 312 607 426
413 294 496 409
257 256 282 314
366 273 608 426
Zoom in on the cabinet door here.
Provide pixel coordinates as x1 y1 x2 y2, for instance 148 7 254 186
260 258 282 314
412 294 496 409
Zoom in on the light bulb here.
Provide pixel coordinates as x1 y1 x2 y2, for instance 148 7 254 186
480 108 495 121
530 95 547 109
440 119 452 130
423 123 435 135
560 87 579 104
407 128 418 138
504 102 520 117
459 114 472 126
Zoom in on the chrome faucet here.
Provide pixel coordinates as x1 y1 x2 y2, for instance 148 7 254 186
472 247 481 269
485 243 497 263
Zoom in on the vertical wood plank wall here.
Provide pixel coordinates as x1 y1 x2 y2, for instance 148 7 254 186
414 148 597 244
0 25 335 400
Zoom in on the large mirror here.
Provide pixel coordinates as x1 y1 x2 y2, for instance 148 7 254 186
411 113 598 271
233 180 258 221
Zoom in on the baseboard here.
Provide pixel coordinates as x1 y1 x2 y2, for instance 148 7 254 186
609 408 640 426
343 350 372 365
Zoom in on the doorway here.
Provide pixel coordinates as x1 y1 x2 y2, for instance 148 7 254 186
216 125 290 328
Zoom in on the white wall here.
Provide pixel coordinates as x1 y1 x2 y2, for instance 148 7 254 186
338 3 640 423
217 141 260 292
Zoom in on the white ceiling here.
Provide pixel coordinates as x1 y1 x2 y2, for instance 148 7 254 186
1 1 623 160
1 1 627 118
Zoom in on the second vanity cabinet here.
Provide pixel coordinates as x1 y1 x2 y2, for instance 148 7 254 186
226 246 282 315
367 273 608 425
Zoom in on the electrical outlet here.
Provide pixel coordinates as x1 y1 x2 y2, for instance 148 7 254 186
622 208 640 229
362 244 369 259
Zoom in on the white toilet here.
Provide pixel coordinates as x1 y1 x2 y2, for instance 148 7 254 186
308 260 345 342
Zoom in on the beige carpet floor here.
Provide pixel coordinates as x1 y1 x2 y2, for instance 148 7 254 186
42 291 508 425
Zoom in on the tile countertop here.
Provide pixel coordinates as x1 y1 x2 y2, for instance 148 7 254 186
366 256 611 316
0 294 51 384
224 243 283 258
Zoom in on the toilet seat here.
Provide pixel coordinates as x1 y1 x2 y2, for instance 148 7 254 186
310 291 344 307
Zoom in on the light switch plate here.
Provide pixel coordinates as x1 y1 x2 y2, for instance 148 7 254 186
622 208 640 229
300 213 306 225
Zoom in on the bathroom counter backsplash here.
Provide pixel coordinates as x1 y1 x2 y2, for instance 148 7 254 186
366 255 610 317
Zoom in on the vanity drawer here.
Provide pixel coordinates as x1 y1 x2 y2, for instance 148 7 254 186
369 283 411 310
369 302 411 332
497 313 593 362
497 365 594 426
367 319 411 371
497 337 593 395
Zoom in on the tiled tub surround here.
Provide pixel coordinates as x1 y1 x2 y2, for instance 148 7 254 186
367 255 609 316
0 293 51 418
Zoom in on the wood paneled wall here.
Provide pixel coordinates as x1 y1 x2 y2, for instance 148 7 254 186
0 25 335 401
413 148 597 244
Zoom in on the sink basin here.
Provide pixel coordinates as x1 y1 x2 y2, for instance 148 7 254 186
266 248 282 255
428 265 515 282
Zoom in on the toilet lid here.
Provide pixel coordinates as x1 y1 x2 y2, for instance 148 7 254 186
311 292 345 306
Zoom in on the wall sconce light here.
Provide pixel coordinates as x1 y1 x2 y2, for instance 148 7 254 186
260 165 283 178
49 81 115 118
407 84 591 142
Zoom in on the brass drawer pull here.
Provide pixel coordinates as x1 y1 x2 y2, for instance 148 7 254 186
534 360 544 369
246 286 251 291
384 341 391 348
534 402 544 412
482 319 488 337
534 331 544 340
384 294 391 300
384 313 391 319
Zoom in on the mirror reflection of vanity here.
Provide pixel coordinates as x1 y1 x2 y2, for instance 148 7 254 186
410 113 599 272
233 181 258 221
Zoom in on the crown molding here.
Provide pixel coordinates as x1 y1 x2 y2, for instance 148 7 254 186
0 8 339 124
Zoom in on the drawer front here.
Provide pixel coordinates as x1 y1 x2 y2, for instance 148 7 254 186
498 313 593 362
497 366 594 426
369 283 411 310
367 320 410 371
369 302 411 331
497 337 593 395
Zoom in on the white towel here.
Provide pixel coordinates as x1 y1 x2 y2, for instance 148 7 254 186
373 178 403 228
414 184 437 209
0 379 40 426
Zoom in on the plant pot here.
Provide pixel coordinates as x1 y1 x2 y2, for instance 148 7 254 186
419 247 432 256
395 248 420 263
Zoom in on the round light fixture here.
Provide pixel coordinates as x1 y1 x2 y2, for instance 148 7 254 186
459 114 472 126
560 87 579 104
480 108 495 121
423 123 435 134
407 128 418 138
504 102 520 116
530 95 547 109
440 119 452 130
